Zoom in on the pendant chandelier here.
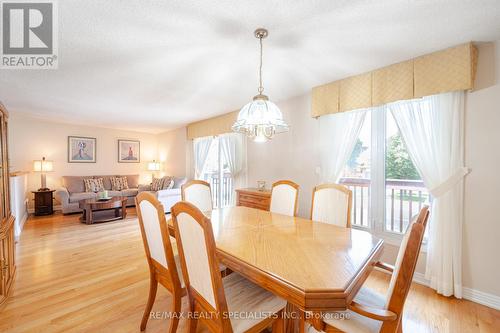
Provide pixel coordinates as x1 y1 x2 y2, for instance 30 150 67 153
232 28 289 143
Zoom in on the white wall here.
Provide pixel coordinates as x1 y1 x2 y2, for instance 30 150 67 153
462 41 500 297
247 94 319 217
8 114 159 197
157 127 189 178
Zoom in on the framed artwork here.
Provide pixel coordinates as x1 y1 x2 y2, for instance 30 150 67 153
68 136 96 163
118 139 140 163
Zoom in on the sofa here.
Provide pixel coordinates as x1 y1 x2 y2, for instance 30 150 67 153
56 175 141 214
138 176 187 213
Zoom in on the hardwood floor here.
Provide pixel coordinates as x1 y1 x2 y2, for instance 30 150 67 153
0 209 498 333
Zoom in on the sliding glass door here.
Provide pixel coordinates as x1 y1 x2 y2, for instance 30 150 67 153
199 137 234 208
339 106 430 240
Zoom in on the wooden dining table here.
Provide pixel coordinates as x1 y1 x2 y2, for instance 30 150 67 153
167 205 383 312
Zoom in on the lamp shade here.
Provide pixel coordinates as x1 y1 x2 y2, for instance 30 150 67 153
33 158 53 172
147 160 161 171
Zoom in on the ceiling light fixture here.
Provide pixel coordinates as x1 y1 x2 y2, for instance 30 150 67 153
232 28 289 143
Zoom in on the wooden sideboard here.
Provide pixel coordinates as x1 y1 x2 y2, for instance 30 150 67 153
235 188 271 211
0 103 15 309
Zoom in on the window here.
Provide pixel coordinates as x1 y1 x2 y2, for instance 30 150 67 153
339 106 430 241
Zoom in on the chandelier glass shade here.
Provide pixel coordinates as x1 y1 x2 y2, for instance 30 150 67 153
232 28 289 142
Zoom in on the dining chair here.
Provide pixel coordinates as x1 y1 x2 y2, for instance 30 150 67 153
171 201 287 333
306 206 430 333
310 183 352 227
270 180 299 217
135 192 186 332
181 179 213 212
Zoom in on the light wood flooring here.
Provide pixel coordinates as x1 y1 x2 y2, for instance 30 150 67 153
0 209 499 333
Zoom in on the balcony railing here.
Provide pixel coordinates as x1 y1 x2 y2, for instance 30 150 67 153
339 177 430 233
202 172 234 208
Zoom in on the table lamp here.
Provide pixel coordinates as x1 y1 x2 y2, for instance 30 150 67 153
33 157 53 191
147 160 161 181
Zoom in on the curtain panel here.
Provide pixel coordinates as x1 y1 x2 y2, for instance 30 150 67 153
388 91 468 298
219 133 247 204
318 109 367 183
193 136 214 179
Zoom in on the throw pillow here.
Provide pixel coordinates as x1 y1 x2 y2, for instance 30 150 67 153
84 178 104 193
161 176 174 190
111 176 129 191
151 177 164 191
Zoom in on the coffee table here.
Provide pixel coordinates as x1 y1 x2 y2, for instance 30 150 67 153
79 196 128 224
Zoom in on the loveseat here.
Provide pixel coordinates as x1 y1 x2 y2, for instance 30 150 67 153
138 176 187 213
56 175 141 214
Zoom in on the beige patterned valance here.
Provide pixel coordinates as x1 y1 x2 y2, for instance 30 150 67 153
187 111 238 140
311 81 339 117
339 73 372 112
312 42 478 117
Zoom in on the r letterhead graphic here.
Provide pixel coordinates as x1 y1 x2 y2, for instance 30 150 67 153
1 0 58 69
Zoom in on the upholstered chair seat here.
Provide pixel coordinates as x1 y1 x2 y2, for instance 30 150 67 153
307 287 385 333
223 273 287 333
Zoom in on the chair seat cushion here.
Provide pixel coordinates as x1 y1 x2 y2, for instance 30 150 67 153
223 273 286 333
308 287 385 333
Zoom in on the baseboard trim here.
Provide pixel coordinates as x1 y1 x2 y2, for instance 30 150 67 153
374 267 500 310
462 287 500 311
14 212 28 242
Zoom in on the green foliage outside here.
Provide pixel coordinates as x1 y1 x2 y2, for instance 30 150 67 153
385 133 420 180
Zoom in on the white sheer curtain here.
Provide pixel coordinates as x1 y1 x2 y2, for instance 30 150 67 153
319 109 368 182
219 133 246 204
193 136 214 179
389 91 468 298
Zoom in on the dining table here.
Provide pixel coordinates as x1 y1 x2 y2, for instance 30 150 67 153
166 205 384 314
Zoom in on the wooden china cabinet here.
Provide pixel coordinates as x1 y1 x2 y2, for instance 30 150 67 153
0 103 15 308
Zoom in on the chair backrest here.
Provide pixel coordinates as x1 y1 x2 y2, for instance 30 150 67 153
135 192 182 287
382 206 429 330
181 180 213 212
310 184 352 227
270 180 299 217
171 201 232 331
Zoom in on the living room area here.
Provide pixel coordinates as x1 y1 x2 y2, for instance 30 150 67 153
2 1 500 333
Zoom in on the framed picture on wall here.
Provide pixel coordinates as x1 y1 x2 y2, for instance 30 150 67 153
118 139 140 163
68 136 96 163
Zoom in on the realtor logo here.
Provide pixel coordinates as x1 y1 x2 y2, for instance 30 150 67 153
1 0 58 69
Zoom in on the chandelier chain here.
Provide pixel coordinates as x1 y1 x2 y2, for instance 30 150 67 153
258 36 264 94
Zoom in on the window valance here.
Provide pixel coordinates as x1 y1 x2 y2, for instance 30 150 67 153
187 111 238 140
311 42 478 117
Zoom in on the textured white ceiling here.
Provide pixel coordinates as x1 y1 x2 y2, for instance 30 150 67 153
1 0 500 133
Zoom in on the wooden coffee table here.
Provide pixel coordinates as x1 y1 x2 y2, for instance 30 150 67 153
79 196 128 224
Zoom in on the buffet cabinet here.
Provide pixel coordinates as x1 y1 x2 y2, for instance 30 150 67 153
235 188 271 211
0 103 15 309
